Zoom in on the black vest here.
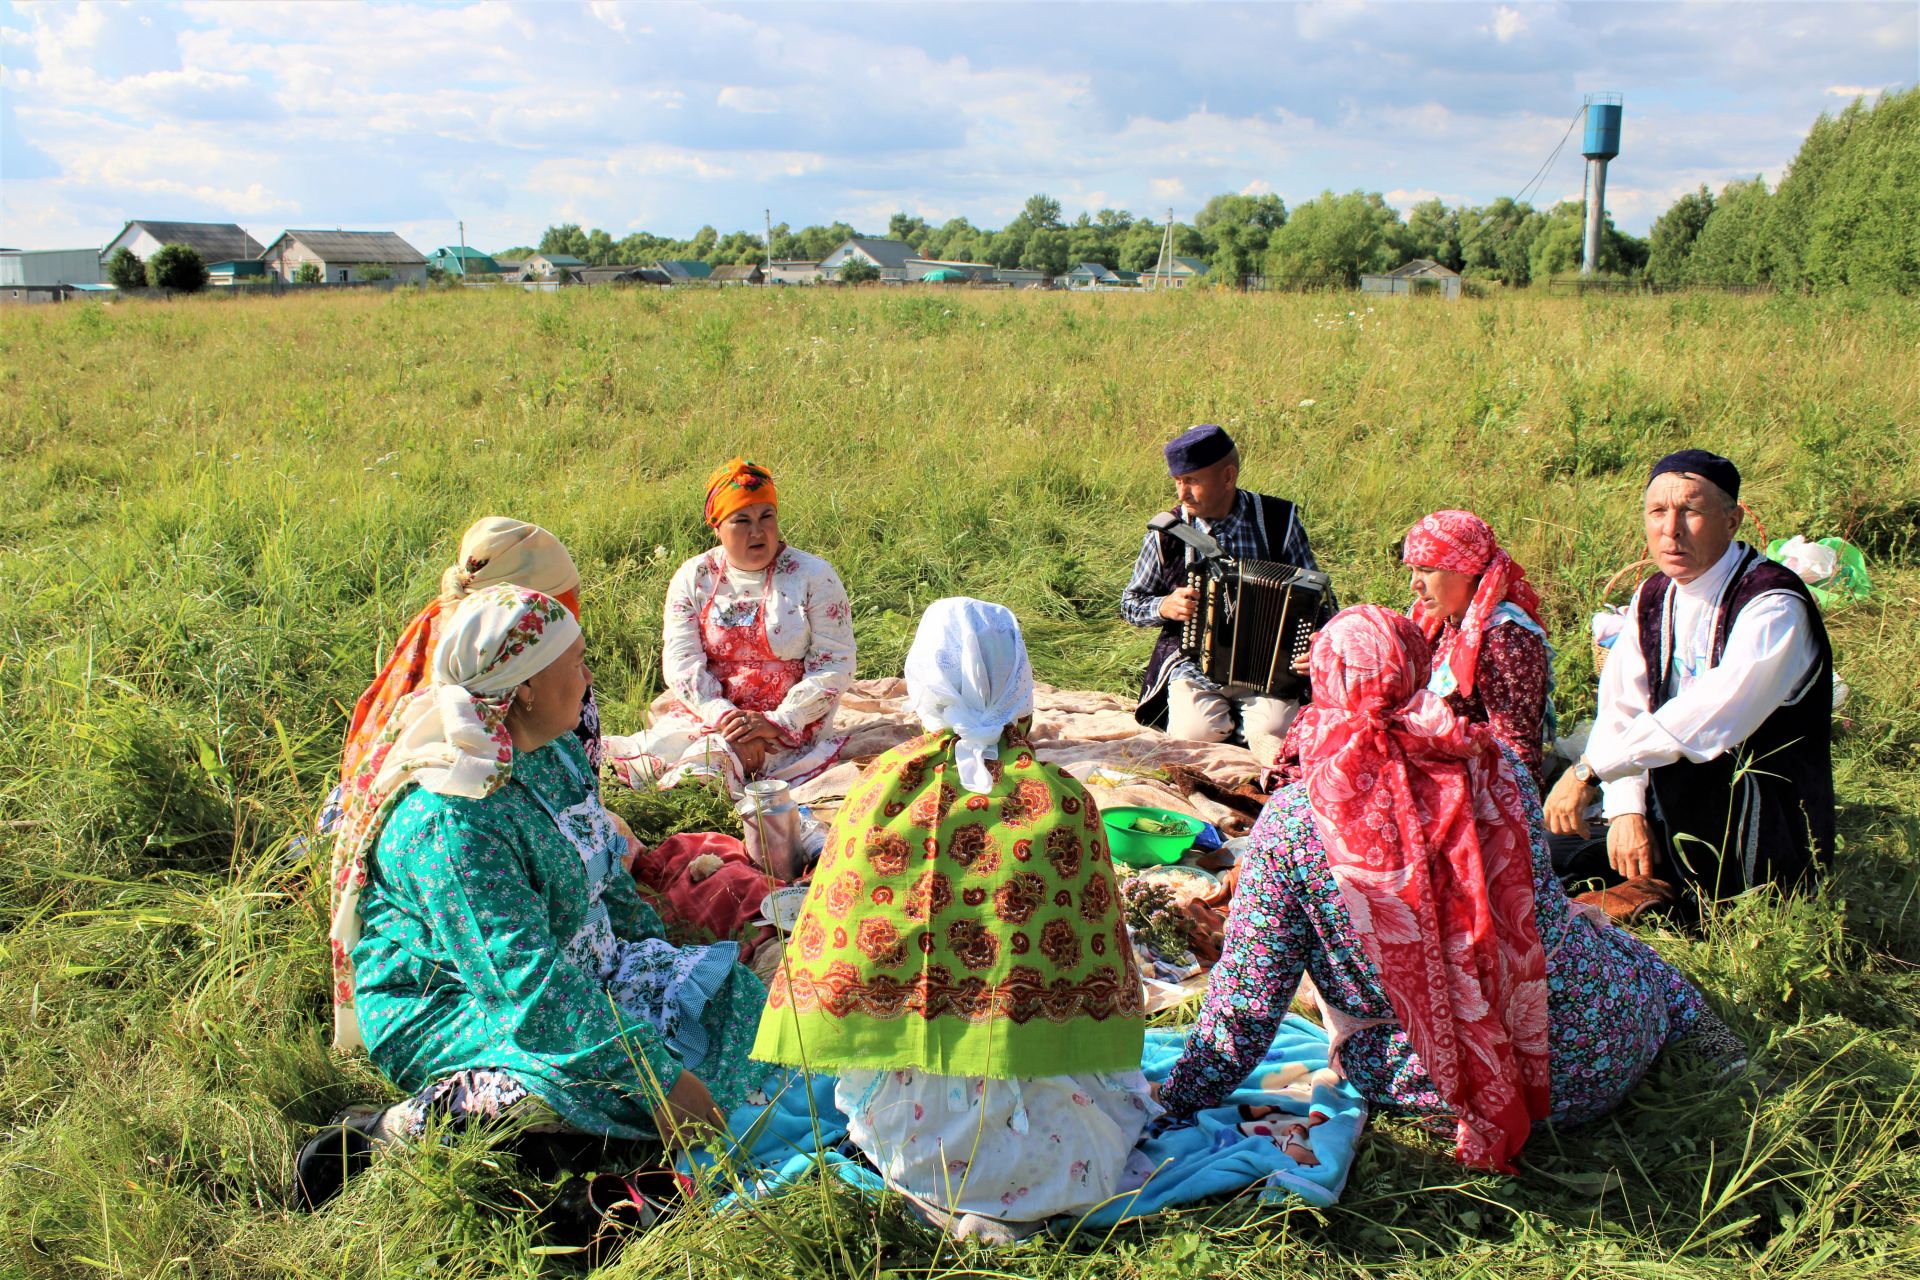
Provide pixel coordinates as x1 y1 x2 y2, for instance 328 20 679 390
1634 543 1834 898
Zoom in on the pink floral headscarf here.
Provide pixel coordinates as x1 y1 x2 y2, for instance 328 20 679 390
327 585 581 1053
1402 510 1544 698
1291 605 1550 1171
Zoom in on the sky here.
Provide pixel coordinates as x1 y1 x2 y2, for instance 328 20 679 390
1 1 1913 253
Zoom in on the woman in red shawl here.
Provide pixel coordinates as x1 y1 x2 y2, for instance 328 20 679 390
1402 509 1554 785
1159 606 1741 1171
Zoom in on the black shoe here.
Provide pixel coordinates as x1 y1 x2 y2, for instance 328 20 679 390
293 1115 379 1210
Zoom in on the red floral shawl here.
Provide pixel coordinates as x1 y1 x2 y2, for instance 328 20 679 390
1402 509 1542 699
1292 605 1550 1171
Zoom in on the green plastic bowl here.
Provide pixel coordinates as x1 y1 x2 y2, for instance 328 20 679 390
1101 805 1202 867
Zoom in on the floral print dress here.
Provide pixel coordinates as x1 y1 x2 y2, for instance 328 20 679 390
1158 756 1717 1130
607 545 855 793
350 735 768 1138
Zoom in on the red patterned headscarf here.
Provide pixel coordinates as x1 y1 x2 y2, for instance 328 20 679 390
1402 510 1542 698
1291 605 1550 1171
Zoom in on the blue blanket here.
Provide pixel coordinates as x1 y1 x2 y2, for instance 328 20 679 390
681 1014 1367 1224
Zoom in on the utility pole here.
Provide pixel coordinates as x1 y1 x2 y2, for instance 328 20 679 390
1154 208 1175 289
458 219 468 277
765 208 773 279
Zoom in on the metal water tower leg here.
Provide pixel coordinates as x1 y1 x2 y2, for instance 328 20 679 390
1582 157 1608 276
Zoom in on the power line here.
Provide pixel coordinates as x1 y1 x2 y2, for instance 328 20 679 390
1458 102 1588 255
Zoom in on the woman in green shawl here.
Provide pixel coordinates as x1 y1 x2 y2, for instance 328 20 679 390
754 598 1153 1230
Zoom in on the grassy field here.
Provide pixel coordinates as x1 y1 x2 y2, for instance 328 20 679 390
1 284 1916 1278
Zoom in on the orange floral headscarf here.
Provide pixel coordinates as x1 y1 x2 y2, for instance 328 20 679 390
703 457 777 527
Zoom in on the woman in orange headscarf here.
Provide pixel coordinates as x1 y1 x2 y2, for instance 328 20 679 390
605 458 855 797
323 518 594 831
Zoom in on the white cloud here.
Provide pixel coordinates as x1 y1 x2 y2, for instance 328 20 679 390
1 1 1914 249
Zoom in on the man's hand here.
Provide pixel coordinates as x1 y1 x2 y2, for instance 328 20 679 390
1543 768 1597 838
649 1070 727 1155
1159 586 1199 623
1607 814 1659 880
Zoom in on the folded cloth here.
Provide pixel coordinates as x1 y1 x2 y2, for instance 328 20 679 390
678 1016 1366 1227
632 832 771 941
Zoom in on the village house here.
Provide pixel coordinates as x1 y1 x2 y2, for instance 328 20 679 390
1360 258 1463 299
206 259 269 286
710 263 764 285
768 259 821 285
574 264 662 285
819 237 918 282
1 247 104 289
426 246 501 276
262 230 427 284
654 260 713 283
1140 255 1210 288
517 253 586 281
101 220 265 268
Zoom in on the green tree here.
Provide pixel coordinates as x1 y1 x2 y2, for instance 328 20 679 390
1020 227 1070 275
1687 178 1770 286
1405 199 1464 270
1264 191 1410 287
146 243 208 293
1022 193 1063 230
1458 197 1542 286
887 213 931 250
1646 185 1715 286
837 259 880 284
105 247 145 291
294 261 322 285
1800 87 1920 293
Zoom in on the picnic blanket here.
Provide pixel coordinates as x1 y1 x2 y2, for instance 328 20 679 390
678 1015 1366 1226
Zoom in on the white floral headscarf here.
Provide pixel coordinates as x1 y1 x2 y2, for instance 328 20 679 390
903 598 1034 793
327 585 582 1052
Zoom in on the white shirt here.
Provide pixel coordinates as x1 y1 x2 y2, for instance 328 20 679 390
1588 542 1821 819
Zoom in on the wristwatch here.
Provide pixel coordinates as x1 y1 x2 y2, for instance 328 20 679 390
1571 758 1598 785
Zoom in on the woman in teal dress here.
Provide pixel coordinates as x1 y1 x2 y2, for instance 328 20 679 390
327 583 766 1147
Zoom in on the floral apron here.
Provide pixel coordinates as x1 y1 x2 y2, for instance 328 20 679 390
521 746 739 1071
693 559 813 745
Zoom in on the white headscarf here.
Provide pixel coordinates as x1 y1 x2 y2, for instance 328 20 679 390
328 584 583 1052
903 597 1034 793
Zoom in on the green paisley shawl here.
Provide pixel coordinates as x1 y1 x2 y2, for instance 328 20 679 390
753 727 1144 1078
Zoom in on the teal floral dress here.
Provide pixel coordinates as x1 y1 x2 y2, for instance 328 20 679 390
351 735 768 1138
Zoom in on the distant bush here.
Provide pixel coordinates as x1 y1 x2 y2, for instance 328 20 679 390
106 246 145 291
146 244 208 293
293 262 322 285
838 260 881 284
358 264 393 283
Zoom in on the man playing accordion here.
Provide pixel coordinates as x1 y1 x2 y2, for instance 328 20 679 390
1122 424 1337 762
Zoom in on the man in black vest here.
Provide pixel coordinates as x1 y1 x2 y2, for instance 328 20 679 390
1121 424 1335 761
1544 450 1834 905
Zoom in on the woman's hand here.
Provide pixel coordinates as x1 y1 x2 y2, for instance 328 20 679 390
716 709 781 745
649 1070 728 1155
735 736 770 774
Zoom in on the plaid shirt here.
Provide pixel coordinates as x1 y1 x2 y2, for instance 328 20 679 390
1120 489 1329 688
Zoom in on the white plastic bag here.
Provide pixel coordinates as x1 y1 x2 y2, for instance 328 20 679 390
1777 535 1839 585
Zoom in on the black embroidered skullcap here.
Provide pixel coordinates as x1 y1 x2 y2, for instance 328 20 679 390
1165 424 1235 476
1648 449 1740 503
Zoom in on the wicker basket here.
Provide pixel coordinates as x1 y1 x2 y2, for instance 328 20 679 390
1591 503 1768 672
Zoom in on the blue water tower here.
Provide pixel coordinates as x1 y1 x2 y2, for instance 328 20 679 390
1581 93 1623 275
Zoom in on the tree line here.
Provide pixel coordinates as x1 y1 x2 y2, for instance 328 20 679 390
518 87 1914 293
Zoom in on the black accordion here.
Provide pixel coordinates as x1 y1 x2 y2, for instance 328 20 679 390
1180 557 1330 701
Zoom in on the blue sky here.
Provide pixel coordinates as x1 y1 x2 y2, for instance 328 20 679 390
1 1 1913 252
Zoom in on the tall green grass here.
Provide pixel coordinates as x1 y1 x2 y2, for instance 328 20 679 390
2 286 1916 1277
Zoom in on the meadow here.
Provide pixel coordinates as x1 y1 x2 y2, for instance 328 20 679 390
1 283 1916 1278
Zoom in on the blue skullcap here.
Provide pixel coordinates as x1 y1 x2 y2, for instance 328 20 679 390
1165 424 1236 476
1648 449 1740 504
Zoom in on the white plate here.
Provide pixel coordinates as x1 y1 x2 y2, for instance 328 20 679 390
761 885 812 932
